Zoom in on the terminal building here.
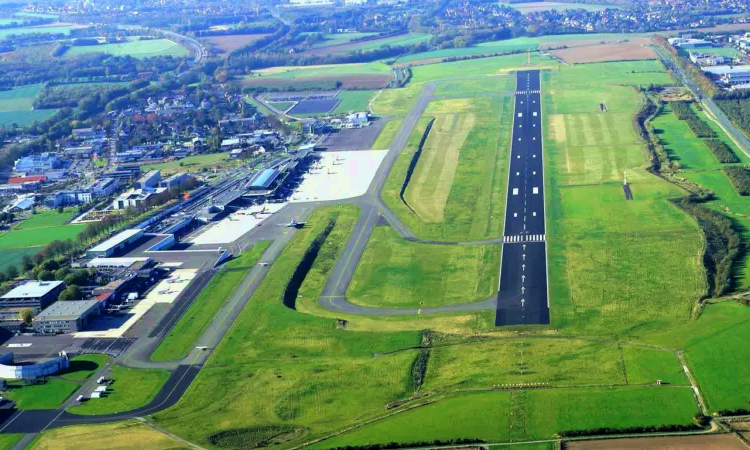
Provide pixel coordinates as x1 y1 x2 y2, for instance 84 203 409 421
86 229 145 258
0 281 66 319
33 300 100 334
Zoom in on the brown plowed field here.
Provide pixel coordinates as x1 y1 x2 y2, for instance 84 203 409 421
205 34 270 54
566 434 746 449
242 74 390 90
550 43 656 63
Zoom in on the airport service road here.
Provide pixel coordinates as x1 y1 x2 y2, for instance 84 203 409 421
496 70 550 326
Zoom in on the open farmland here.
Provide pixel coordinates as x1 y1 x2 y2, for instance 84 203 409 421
244 62 392 90
204 34 270 54
63 38 188 59
0 23 80 40
302 32 430 56
505 1 616 13
550 42 656 63
0 84 58 126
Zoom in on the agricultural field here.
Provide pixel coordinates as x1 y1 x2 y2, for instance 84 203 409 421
348 225 500 308
550 43 656 64
0 84 58 126
308 32 378 49
303 32 431 56
382 96 513 241
0 24 79 40
63 38 188 59
29 421 186 450
505 1 616 13
244 62 392 90
204 34 270 54
0 221 86 249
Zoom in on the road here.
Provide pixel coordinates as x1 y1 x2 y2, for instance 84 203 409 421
496 70 550 326
653 46 750 157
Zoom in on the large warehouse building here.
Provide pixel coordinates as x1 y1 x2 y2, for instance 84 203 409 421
0 281 66 319
86 229 145 258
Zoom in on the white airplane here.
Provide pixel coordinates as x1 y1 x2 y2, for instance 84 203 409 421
279 219 306 228
258 262 270 266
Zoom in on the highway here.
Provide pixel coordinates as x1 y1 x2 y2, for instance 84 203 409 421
495 70 550 326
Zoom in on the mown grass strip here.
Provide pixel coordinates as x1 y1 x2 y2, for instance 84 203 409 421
151 242 269 362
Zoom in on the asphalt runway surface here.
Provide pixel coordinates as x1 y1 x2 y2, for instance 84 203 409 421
495 70 550 326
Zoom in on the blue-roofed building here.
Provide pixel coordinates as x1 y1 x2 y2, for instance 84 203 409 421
248 169 280 190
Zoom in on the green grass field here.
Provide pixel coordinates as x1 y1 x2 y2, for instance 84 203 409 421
689 47 743 58
0 223 86 249
332 90 375 114
0 247 40 272
309 32 378 49
28 421 185 450
0 84 43 111
347 225 499 308
0 435 21 450
63 39 188 59
0 24 76 40
61 354 111 381
4 378 79 409
0 84 58 126
152 244 269 361
351 33 431 51
68 365 169 415
382 96 512 241
542 62 704 336
15 209 76 230
313 387 697 447
142 152 233 175
371 119 402 149
268 101 294 112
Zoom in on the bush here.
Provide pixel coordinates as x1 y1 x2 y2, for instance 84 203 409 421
724 166 750 196
704 139 739 163
685 117 716 138
558 424 700 437
672 101 696 120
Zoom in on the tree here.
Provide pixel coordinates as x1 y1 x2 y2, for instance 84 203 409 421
58 285 81 301
5 265 18 280
37 270 54 281
18 308 33 325
56 206 64 214
20 254 34 272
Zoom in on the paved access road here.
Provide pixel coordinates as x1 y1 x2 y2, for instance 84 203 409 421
495 70 550 326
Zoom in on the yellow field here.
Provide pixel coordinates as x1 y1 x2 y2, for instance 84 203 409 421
405 113 475 222
29 421 185 450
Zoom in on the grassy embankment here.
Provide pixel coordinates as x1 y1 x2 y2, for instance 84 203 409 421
151 241 270 361
370 119 403 149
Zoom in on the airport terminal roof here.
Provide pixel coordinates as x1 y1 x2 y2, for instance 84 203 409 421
87 257 152 268
89 229 144 253
2 281 64 299
249 169 280 189
35 300 99 320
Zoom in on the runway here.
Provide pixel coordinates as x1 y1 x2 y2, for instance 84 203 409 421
495 70 550 326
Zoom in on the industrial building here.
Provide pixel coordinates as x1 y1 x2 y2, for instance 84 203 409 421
159 173 191 190
668 37 714 49
113 189 156 210
86 229 145 258
0 351 70 379
0 281 66 319
703 65 750 86
14 153 63 174
33 300 100 334
137 170 162 189
88 178 119 197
